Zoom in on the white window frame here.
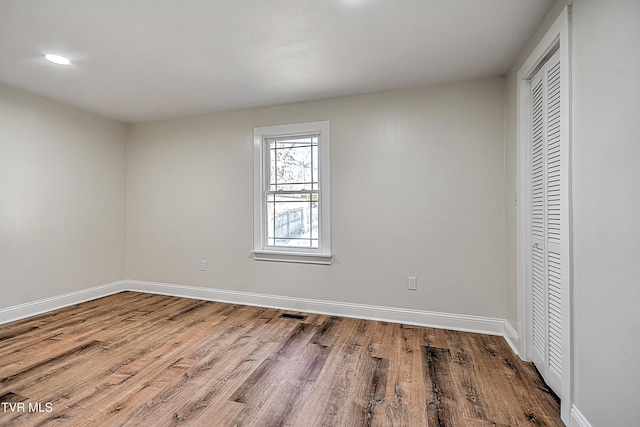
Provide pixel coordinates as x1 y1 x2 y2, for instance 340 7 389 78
252 121 332 265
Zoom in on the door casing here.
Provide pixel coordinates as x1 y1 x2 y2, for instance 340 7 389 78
516 5 572 425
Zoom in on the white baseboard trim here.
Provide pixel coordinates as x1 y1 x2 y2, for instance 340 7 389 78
126 280 506 336
0 280 127 325
0 279 507 339
570 406 592 427
503 320 520 356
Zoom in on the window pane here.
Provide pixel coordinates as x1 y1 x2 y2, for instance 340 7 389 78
310 201 319 248
268 135 318 192
312 145 318 184
265 192 319 248
269 149 276 191
266 196 275 240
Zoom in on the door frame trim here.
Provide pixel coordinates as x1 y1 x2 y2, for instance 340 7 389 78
516 5 572 424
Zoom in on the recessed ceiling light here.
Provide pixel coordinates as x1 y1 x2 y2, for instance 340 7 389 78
341 0 367 6
44 53 71 66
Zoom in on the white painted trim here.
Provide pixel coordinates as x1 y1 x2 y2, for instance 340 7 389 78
570 406 592 427
0 280 126 325
253 121 331 262
503 320 520 357
126 280 506 336
251 250 332 265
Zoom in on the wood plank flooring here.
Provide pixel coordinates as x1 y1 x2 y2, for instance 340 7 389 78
0 292 562 426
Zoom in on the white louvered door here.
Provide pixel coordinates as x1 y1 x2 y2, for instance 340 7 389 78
530 49 563 395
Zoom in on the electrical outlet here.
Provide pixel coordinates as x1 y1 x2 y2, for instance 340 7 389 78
200 260 207 271
407 276 417 290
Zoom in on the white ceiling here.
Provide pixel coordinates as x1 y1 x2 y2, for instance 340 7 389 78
0 0 556 124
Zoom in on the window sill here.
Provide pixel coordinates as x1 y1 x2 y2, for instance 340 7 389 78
251 250 333 265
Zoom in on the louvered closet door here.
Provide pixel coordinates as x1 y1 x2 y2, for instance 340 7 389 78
530 49 563 395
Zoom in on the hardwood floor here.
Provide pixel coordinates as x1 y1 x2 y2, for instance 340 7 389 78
0 292 562 426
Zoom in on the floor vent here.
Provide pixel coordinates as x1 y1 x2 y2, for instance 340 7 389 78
279 313 308 321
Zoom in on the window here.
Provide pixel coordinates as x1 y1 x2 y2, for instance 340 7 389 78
253 121 331 264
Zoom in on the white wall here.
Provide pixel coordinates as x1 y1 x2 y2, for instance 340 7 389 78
0 84 127 309
571 0 640 425
127 77 506 318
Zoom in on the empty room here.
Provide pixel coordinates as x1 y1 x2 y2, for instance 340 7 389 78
0 1 638 426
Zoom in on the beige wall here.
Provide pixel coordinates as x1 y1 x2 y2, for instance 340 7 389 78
0 84 127 309
127 77 507 318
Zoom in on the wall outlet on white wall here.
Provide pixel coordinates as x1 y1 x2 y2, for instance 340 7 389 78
200 260 207 271
407 276 417 290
